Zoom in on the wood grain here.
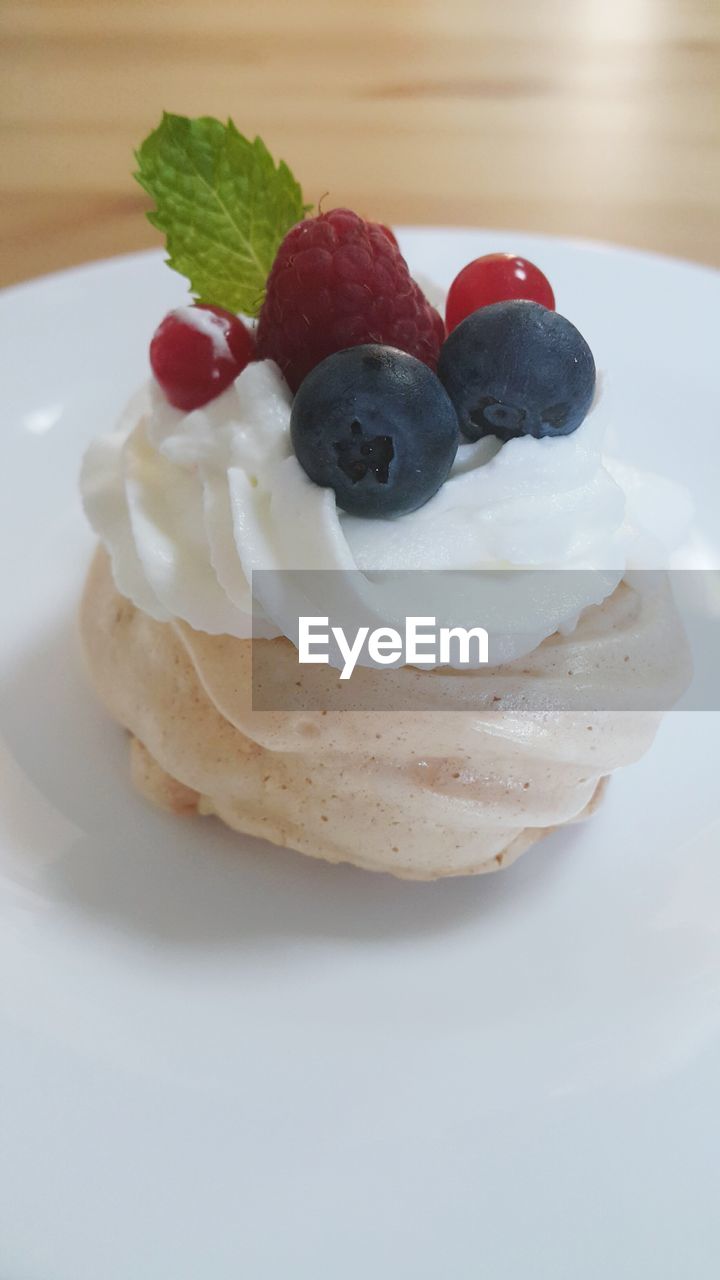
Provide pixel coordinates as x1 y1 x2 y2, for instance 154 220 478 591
1 0 719 286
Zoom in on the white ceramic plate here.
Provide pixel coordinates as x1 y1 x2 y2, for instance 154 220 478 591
1 232 719 1280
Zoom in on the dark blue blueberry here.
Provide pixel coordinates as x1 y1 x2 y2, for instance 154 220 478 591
290 345 459 518
437 300 596 442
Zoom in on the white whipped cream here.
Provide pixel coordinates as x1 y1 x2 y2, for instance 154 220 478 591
81 351 689 666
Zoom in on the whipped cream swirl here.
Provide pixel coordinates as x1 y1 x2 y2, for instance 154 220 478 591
81 351 688 665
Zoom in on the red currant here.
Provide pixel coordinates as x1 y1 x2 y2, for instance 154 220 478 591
445 254 555 332
149 304 255 411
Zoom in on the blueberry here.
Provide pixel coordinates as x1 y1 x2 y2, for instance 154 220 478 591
290 345 459 517
437 300 596 442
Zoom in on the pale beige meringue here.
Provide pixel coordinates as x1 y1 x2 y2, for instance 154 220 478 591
80 548 687 879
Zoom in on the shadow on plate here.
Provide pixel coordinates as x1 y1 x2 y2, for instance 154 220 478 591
0 607 583 952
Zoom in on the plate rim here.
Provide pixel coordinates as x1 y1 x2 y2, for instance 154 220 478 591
1 228 718 307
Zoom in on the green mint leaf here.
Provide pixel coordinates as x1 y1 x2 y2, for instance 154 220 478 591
134 113 309 315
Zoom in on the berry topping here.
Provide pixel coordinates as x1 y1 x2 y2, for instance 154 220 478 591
290 345 459 518
256 208 444 392
378 224 399 249
437 300 595 442
149 304 255 411
445 253 555 332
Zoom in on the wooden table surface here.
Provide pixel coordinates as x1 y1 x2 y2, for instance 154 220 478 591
2 0 719 288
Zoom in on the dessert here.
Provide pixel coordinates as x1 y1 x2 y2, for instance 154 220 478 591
79 114 690 879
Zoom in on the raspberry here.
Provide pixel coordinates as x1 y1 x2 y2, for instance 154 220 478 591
256 208 444 392
378 223 399 249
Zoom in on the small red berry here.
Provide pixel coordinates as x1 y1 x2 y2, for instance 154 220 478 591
445 254 555 332
256 208 443 392
149 304 255 411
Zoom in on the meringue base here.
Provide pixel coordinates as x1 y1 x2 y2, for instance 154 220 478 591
80 548 665 879
126 731 608 877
